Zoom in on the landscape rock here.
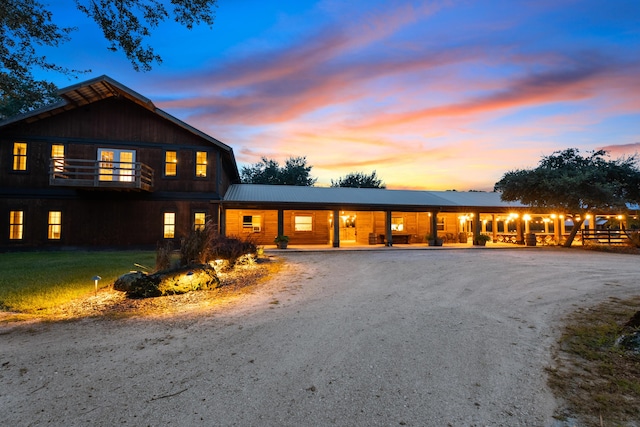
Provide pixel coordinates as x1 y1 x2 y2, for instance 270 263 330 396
114 264 220 298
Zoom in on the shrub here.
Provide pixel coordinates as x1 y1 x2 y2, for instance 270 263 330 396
179 220 216 266
155 241 173 271
208 234 257 269
627 231 640 248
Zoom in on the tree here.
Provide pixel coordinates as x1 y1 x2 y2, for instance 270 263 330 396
494 148 640 247
0 0 217 118
331 171 386 188
241 156 317 186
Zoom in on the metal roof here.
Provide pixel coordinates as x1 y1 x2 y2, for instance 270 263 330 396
223 184 525 210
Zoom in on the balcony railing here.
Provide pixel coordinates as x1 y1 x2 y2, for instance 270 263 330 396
49 159 154 192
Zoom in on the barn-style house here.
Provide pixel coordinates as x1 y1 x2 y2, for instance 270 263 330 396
1 76 631 250
0 76 239 249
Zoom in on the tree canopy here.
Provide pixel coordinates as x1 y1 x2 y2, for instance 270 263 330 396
241 156 317 186
0 0 217 118
330 171 386 188
494 148 640 246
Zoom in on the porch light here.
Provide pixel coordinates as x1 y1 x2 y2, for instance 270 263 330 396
523 214 531 221
617 215 624 220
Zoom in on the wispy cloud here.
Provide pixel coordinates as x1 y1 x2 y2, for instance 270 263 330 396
147 0 640 189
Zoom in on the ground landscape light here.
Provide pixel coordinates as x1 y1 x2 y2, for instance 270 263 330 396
92 275 101 295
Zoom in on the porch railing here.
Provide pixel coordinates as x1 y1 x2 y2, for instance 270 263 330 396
49 158 154 191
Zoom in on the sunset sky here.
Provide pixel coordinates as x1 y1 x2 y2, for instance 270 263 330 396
37 0 640 190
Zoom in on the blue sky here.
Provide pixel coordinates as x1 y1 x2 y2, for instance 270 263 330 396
37 0 640 190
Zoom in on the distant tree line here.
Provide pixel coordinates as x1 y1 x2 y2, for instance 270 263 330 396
240 156 385 188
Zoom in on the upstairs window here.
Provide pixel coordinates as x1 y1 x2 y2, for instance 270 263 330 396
194 212 206 231
51 144 65 173
165 151 177 177
242 215 261 232
163 212 176 238
13 142 27 171
9 211 23 240
294 215 313 232
195 152 207 178
48 211 62 240
98 149 135 182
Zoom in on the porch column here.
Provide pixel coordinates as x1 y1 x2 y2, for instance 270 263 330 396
473 211 481 245
277 209 284 238
333 210 340 248
218 204 226 236
554 215 561 244
516 218 524 245
430 211 439 241
492 214 497 243
385 210 393 246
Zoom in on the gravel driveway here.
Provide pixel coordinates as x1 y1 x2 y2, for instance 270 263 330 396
1 248 638 426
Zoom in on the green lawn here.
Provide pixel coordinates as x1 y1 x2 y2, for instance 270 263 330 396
0 251 155 313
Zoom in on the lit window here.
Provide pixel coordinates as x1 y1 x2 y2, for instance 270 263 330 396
194 212 206 231
437 217 445 231
164 212 176 238
294 216 313 232
99 150 114 181
391 217 404 232
13 142 27 171
165 151 177 176
98 149 136 182
9 211 23 240
51 144 65 173
242 215 261 232
195 152 207 178
48 211 62 240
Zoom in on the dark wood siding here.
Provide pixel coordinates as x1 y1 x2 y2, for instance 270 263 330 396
0 93 236 249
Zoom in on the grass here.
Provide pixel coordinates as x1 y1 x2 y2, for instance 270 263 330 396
0 251 155 314
548 296 640 426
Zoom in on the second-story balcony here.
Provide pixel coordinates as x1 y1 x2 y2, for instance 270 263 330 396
49 159 154 192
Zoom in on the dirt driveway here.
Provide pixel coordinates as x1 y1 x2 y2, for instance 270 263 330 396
1 248 638 426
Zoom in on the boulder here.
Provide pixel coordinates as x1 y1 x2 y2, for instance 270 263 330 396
114 264 220 298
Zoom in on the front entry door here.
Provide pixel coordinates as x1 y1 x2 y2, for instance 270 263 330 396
339 212 357 242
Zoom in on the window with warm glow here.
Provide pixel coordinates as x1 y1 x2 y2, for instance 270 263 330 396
13 142 27 171
294 215 313 232
51 144 65 173
164 212 176 238
391 217 404 232
9 211 23 240
194 212 206 231
195 151 207 177
99 150 114 181
48 211 62 240
437 217 445 231
242 215 262 232
165 151 177 176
